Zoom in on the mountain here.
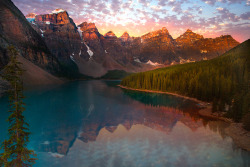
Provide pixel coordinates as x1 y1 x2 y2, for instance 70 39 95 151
121 39 250 122
0 0 61 76
25 13 36 22
78 22 102 41
139 27 177 64
25 13 36 18
175 29 239 61
30 9 82 77
104 31 117 40
120 32 131 42
176 29 204 46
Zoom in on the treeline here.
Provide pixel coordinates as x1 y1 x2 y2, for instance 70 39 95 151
121 39 250 122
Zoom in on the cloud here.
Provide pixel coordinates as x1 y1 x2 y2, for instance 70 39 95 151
216 7 239 22
216 7 224 11
247 0 250 5
240 11 250 19
202 0 246 5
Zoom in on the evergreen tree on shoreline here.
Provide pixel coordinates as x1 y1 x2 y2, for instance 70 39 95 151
0 46 36 167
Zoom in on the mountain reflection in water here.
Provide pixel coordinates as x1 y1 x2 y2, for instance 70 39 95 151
0 80 249 167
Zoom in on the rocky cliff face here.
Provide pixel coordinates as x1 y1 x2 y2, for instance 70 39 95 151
26 13 36 18
119 32 133 46
31 9 83 76
175 30 240 61
104 31 118 42
78 22 102 41
176 29 204 46
0 0 61 74
35 10 71 24
196 35 240 56
138 27 177 64
120 32 131 42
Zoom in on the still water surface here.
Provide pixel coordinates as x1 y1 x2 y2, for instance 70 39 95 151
0 80 249 167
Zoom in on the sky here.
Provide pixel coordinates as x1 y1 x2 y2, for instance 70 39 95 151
13 0 250 42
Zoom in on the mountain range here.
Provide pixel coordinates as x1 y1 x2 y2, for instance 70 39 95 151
0 0 240 85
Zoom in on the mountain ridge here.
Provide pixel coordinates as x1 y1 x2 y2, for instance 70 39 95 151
31 8 238 76
1 5 241 78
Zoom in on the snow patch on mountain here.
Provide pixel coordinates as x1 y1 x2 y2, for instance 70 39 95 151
40 29 44 37
134 57 142 63
179 57 195 64
79 49 81 57
84 43 94 60
77 27 83 40
70 54 75 62
146 60 161 66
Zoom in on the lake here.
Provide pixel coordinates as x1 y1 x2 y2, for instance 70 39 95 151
0 80 249 167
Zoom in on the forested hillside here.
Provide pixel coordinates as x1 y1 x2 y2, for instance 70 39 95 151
121 39 250 122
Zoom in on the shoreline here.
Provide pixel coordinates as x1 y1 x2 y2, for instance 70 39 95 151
118 85 207 104
118 85 250 151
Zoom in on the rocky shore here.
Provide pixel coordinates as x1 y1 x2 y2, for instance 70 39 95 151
118 85 250 151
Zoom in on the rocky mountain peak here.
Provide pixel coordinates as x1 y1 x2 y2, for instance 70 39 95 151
25 13 37 18
141 27 171 40
35 9 70 24
77 22 101 40
78 22 97 32
213 35 239 45
161 27 169 34
218 35 234 39
120 31 132 43
186 29 192 33
121 31 130 38
176 30 204 45
104 31 117 37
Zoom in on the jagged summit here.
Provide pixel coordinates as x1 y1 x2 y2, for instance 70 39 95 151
141 27 171 40
121 31 130 37
34 9 71 25
161 27 169 33
186 29 192 33
78 22 97 31
176 29 204 45
77 22 101 40
25 13 37 18
105 31 116 37
120 31 131 42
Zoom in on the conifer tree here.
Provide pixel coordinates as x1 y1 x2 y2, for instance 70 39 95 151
0 46 36 167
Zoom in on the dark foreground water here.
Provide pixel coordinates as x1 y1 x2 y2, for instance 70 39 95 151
0 81 249 167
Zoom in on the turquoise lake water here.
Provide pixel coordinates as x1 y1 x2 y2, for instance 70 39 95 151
0 80 249 167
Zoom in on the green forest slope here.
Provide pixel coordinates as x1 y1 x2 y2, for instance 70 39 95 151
121 39 250 122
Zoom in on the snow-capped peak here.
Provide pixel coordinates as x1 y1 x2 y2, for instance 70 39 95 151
146 60 161 66
51 9 65 14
